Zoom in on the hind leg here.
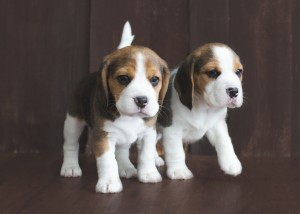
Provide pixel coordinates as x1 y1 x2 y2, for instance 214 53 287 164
154 137 165 167
115 145 137 179
154 149 165 167
60 113 86 177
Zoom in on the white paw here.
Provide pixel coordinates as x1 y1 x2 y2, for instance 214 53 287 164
138 168 162 183
167 166 194 180
155 156 165 167
218 155 242 176
60 162 82 177
95 177 123 193
119 167 138 179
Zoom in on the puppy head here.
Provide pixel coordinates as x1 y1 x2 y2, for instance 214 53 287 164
175 43 243 109
100 46 170 118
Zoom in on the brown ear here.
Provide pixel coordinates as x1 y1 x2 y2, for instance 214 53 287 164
96 57 117 120
158 59 170 105
174 55 195 110
96 57 110 104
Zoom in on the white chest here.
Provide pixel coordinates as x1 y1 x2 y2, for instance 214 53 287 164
172 93 227 143
184 111 224 142
104 116 150 145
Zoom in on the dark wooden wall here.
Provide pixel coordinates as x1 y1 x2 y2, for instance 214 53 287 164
1 0 299 157
0 0 90 153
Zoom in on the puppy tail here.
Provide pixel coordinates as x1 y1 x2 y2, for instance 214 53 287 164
117 21 135 49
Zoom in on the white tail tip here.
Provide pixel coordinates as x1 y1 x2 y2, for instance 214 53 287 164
117 21 135 49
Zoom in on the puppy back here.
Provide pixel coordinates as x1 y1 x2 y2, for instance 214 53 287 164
68 72 98 126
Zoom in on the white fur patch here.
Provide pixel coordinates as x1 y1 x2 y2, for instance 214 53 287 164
117 21 135 49
136 53 146 77
213 46 234 74
104 116 147 145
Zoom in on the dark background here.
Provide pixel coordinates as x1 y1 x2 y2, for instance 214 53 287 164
1 0 299 157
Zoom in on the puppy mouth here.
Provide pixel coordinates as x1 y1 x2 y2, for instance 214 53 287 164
228 103 237 108
227 98 242 108
118 108 153 118
137 108 156 118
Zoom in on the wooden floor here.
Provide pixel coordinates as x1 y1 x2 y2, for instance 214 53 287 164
0 153 300 214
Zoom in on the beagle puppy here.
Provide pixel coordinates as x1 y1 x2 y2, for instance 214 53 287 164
158 43 243 179
60 22 170 193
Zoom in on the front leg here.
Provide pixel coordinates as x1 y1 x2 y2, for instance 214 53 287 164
94 139 123 193
137 129 162 183
163 127 193 180
206 119 242 176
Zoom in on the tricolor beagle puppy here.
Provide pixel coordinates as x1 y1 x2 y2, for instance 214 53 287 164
158 43 243 179
60 22 170 193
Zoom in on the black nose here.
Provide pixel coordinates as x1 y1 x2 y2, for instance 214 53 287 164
226 87 239 98
134 96 148 108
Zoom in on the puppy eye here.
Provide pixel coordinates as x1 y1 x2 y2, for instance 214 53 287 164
150 76 160 86
117 75 130 86
206 70 221 79
235 69 243 78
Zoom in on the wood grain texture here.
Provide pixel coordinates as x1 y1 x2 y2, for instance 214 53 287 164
291 0 300 157
189 0 230 50
0 0 90 153
1 0 300 157
189 0 299 157
1 154 300 213
227 0 294 157
89 0 189 73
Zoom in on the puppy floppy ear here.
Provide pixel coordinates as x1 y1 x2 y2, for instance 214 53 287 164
96 57 119 120
158 59 170 105
174 55 195 110
97 58 110 104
